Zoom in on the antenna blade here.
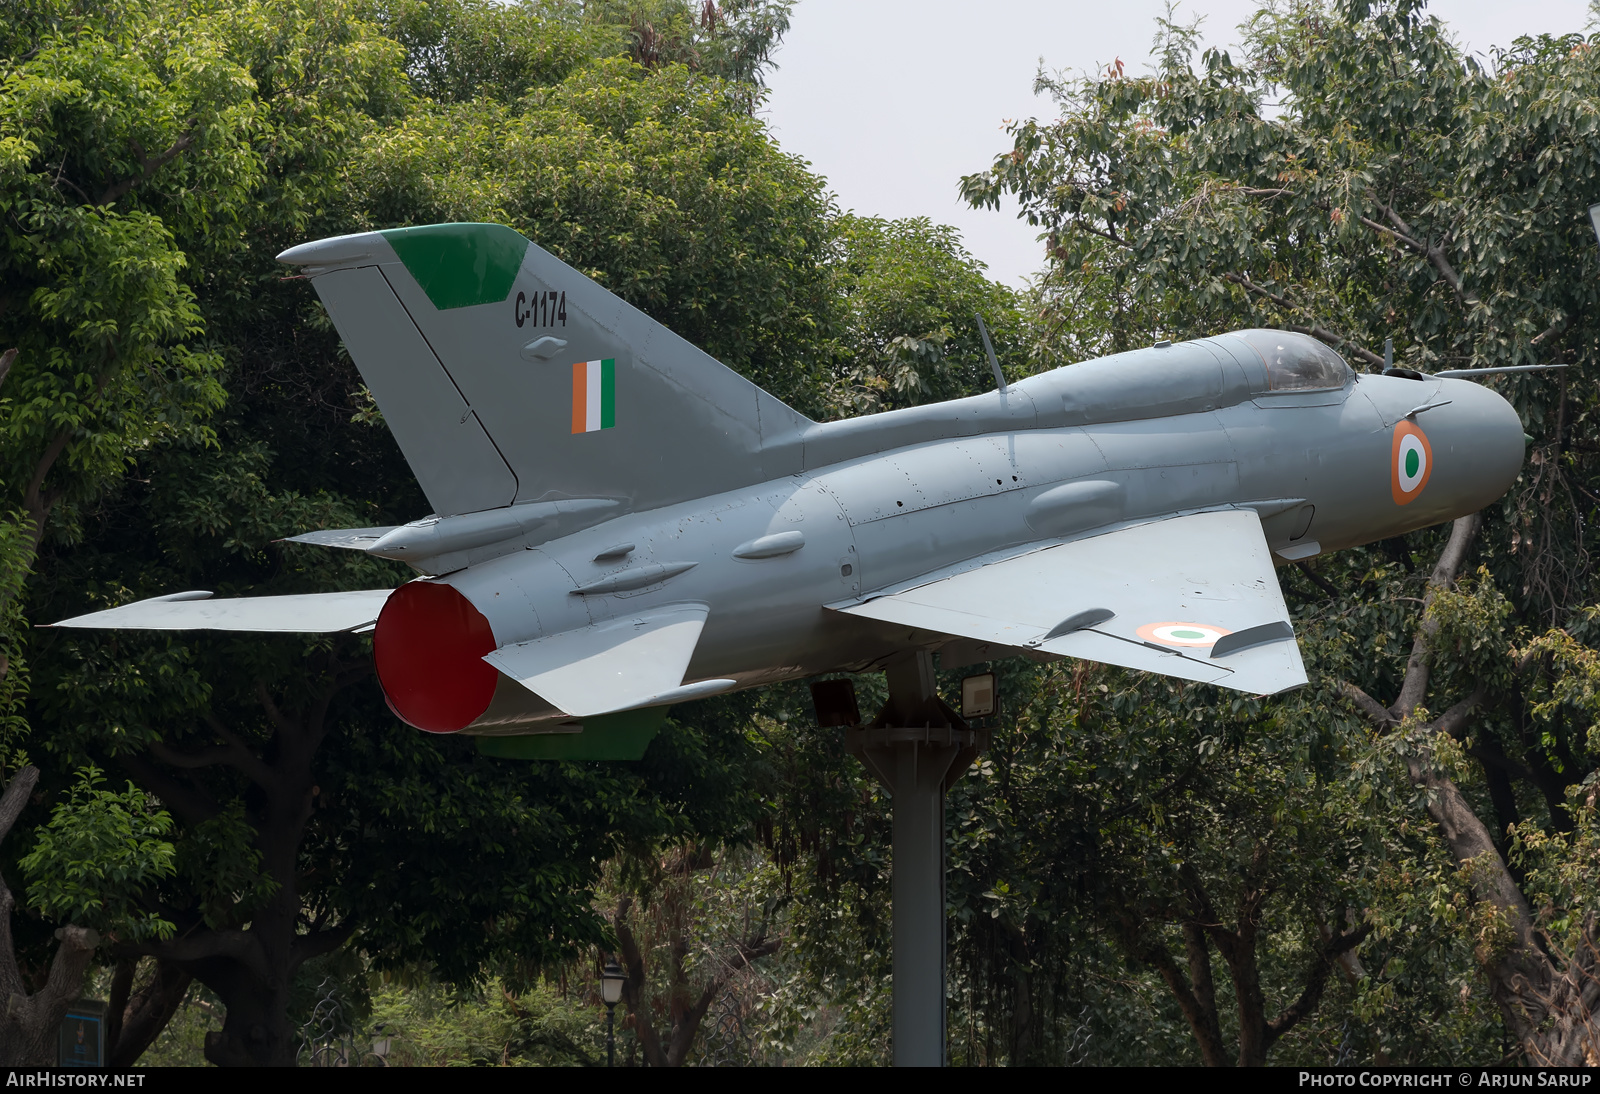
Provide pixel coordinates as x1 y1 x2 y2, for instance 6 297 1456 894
975 313 1007 394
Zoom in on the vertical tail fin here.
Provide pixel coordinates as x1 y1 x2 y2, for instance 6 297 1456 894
278 223 812 517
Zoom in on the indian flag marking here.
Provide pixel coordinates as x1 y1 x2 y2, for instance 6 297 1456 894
571 359 616 434
1137 621 1233 649
1390 420 1433 505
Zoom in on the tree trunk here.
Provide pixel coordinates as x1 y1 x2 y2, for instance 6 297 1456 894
190 834 314 1065
1004 920 1033 1065
107 958 193 1067
613 892 780 1066
118 674 356 1066
1341 515 1600 1062
200 951 297 1067
1179 922 1229 1066
0 766 103 1066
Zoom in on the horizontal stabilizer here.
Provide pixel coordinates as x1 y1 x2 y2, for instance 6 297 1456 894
283 528 398 550
836 509 1306 695
49 589 395 633
483 604 712 717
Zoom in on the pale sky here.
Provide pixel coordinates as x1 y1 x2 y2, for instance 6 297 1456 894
762 0 1593 288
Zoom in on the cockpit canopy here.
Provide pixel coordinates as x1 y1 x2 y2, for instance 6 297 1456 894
1234 329 1353 392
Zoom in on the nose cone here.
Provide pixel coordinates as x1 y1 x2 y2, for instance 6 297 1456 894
1414 378 1524 519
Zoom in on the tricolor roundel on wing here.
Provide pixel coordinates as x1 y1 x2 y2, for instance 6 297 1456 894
1391 420 1433 505
1136 621 1233 649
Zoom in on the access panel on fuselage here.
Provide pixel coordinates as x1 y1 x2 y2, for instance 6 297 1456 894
1216 384 1385 554
821 431 1107 595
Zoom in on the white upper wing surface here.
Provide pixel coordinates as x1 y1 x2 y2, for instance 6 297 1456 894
835 509 1307 695
49 589 395 633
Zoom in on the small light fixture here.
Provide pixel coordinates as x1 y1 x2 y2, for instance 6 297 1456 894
961 672 998 719
600 958 625 1006
599 957 626 1066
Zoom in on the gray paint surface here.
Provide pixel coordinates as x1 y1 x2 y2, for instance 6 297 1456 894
843 509 1306 695
51 224 1529 734
50 589 392 632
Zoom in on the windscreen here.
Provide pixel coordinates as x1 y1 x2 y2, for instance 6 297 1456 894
1237 329 1352 391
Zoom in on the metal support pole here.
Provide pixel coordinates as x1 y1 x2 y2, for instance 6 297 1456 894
605 1003 615 1067
844 650 987 1068
890 724 947 1066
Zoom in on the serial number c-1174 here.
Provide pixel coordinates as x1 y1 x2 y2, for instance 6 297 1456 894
514 289 566 329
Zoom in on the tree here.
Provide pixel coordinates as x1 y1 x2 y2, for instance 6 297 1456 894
0 0 265 1057
15 0 838 1065
347 50 840 414
960 0 1600 1062
608 844 782 1066
824 215 1033 418
0 0 249 584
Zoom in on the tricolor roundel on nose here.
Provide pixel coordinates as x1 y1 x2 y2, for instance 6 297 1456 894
1391 421 1433 505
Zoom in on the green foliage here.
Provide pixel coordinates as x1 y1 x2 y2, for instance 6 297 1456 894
369 973 605 1066
825 216 1033 416
587 0 793 109
349 53 838 413
19 765 175 942
22 0 1600 1070
375 0 617 106
0 0 253 521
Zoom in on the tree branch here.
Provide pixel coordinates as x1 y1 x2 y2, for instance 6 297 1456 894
1225 271 1293 308
148 741 238 770
97 129 197 207
1394 513 1481 719
1295 560 1341 598
290 922 355 969
22 428 73 528
0 764 38 845
1220 274 1384 365
107 960 191 1068
613 897 667 1069
1067 217 1127 247
1435 689 1486 740
254 680 297 738
117 754 220 826
0 766 40 1002
1265 924 1372 1045
1365 201 1478 307
1531 319 1565 346
1339 681 1396 728
141 928 268 981
1466 744 1539 786
1123 916 1230 1067
671 934 782 1065
198 712 275 789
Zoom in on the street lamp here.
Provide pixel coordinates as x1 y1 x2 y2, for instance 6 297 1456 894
599 957 625 1067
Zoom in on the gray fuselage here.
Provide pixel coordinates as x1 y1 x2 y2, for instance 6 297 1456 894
439 331 1524 732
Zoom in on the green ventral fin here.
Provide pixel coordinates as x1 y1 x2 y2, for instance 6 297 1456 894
380 223 529 311
474 707 667 761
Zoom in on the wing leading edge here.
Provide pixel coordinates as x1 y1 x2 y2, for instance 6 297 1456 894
48 589 395 633
834 509 1307 695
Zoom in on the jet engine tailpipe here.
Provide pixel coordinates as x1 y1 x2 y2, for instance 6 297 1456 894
373 581 499 732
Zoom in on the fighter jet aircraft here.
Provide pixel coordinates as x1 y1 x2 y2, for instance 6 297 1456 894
52 222 1527 758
